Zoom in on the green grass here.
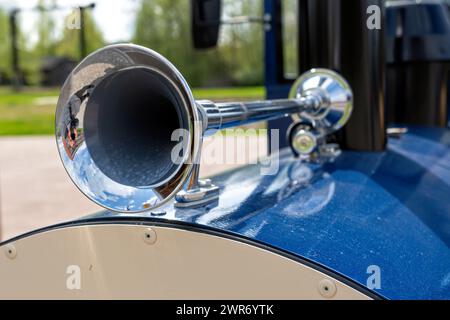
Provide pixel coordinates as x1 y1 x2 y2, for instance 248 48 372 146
0 87 59 136
193 86 264 100
0 86 265 136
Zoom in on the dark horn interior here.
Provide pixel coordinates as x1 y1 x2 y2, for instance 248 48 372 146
84 67 189 187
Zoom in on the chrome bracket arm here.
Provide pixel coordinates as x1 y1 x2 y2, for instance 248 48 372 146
174 136 220 209
175 69 353 209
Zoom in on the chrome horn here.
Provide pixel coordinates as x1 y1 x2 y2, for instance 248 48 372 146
55 44 352 213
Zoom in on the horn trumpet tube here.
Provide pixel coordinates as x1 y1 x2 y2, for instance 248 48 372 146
55 44 352 213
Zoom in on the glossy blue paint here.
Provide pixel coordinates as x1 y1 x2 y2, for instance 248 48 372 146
264 0 450 287
80 126 450 299
183 126 450 299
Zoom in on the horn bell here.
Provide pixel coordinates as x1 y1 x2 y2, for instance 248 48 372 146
55 44 201 213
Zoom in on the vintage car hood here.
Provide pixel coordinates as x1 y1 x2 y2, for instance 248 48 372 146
83 126 450 299
165 125 449 300
8 126 449 299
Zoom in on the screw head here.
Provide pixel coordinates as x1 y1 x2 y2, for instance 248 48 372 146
4 244 17 259
318 279 337 298
143 228 157 245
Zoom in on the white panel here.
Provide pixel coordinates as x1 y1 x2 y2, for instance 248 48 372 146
0 224 370 299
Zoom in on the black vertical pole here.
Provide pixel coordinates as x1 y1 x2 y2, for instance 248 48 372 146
299 0 386 151
339 0 386 151
79 6 87 60
9 9 21 89
266 0 291 153
299 0 341 71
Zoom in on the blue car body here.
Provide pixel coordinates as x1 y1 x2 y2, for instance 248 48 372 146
70 126 449 300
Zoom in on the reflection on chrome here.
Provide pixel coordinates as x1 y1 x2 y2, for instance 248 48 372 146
60 84 93 160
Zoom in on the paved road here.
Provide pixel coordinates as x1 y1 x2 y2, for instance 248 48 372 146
0 135 267 241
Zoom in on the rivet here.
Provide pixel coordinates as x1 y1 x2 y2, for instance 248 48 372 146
4 244 17 259
318 279 337 298
143 228 157 245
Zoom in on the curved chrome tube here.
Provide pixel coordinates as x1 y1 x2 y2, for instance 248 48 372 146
55 44 352 213
199 95 319 132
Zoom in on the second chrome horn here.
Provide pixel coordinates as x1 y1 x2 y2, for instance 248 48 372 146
55 44 353 213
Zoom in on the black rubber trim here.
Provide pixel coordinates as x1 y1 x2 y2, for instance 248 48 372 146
0 216 385 300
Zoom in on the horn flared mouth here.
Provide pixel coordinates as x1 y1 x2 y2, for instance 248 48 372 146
55 44 201 213
84 66 189 188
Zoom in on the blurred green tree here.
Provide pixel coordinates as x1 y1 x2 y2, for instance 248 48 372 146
133 0 229 86
35 0 58 57
0 8 11 81
0 1 104 85
220 0 263 85
19 0 59 84
133 0 263 87
55 9 105 61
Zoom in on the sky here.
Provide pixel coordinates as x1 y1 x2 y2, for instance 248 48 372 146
0 0 139 43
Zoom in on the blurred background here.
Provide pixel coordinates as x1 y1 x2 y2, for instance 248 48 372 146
0 0 296 239
0 0 268 92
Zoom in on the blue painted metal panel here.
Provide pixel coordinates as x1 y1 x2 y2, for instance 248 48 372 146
3 126 448 299
184 126 450 299
262 6 449 295
82 126 450 299
198 126 448 299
